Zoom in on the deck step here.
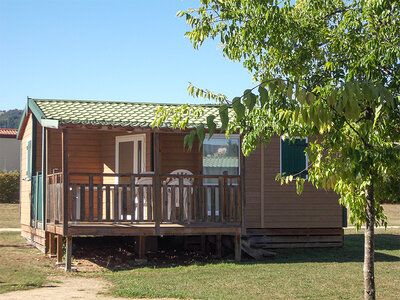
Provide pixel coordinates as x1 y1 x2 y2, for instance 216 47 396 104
241 238 276 259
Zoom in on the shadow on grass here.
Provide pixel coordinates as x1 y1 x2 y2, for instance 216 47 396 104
71 232 400 272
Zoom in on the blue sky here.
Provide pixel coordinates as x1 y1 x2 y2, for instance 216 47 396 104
0 0 254 111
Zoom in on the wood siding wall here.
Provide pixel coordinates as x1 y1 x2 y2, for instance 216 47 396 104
20 113 32 225
245 135 342 229
159 133 201 175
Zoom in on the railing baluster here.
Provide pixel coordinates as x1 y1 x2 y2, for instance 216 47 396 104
178 178 184 222
130 175 136 223
113 185 119 221
138 185 144 221
106 185 110 221
194 185 199 222
187 186 192 223
147 185 152 221
234 185 239 222
202 185 207 222
79 184 85 221
226 179 231 222
162 182 168 221
211 186 216 222
122 185 127 221
170 186 176 221
71 183 77 221
88 176 94 221
218 177 224 223
97 184 102 221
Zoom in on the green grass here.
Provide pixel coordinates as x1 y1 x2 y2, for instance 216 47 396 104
105 228 400 300
0 203 19 228
0 232 57 294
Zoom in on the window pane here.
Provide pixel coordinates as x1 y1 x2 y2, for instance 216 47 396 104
203 135 240 184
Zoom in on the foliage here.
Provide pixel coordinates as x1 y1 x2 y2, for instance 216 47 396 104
154 0 400 229
0 109 23 129
0 171 20 203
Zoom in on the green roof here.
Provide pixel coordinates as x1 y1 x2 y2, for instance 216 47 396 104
30 98 232 129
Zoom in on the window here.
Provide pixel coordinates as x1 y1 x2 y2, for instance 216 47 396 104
280 137 308 179
202 134 240 184
26 139 32 180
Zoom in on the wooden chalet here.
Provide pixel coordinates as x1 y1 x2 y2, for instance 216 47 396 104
18 98 345 270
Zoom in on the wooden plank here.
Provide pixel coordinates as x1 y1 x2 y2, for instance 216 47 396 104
138 236 146 260
113 184 119 221
170 186 176 221
88 175 94 221
211 186 216 222
65 236 72 271
56 235 63 264
62 129 69 236
194 185 199 222
122 185 128 221
71 184 77 221
97 184 102 221
218 177 224 223
105 185 111 220
80 184 85 221
138 185 144 221
130 175 136 222
162 182 168 221
147 185 152 221
246 228 344 236
187 186 192 223
202 185 207 222
178 177 184 222
262 242 343 249
154 132 161 234
234 234 241 261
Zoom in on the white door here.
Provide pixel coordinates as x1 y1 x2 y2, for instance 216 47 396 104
116 134 146 183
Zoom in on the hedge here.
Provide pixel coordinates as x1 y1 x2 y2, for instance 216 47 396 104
0 171 19 203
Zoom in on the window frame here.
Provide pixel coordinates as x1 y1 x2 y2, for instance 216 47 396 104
279 136 308 179
203 133 241 176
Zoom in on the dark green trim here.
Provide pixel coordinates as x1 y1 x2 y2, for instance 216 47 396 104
31 117 37 175
16 106 28 139
28 98 46 122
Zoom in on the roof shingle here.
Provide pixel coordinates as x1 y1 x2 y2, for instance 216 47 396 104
32 99 232 129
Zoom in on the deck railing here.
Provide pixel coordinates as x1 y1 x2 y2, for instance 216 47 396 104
46 172 63 224
45 172 242 228
64 172 242 226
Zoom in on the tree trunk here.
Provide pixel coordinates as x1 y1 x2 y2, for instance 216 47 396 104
364 183 375 300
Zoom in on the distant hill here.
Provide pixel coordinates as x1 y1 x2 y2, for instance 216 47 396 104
0 109 24 129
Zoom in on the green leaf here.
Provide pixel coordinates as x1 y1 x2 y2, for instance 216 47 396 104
196 124 205 150
258 86 268 107
206 115 216 138
232 97 246 121
186 130 196 151
219 104 229 131
243 91 257 110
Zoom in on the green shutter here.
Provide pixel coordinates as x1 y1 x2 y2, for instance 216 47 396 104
27 140 32 179
281 138 307 178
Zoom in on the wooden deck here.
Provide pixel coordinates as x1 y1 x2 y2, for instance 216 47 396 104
46 172 243 237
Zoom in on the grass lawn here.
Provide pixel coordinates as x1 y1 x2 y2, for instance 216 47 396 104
0 231 59 294
0 203 19 228
105 228 400 300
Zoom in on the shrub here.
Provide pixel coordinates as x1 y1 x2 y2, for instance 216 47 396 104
0 171 19 203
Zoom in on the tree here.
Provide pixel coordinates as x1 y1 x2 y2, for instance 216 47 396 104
153 1 400 299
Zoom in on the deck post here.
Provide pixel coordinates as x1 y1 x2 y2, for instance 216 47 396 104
65 236 72 271
153 132 161 235
56 235 63 265
240 137 246 235
137 236 146 261
216 234 222 257
234 234 241 262
41 126 47 230
62 129 69 236
49 233 56 257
